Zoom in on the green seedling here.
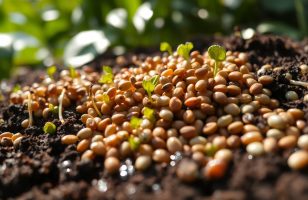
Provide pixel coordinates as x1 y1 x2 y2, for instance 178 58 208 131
69 66 77 78
12 84 21 93
143 107 155 122
43 122 56 134
129 135 141 151
208 45 226 77
27 92 33 127
130 116 142 129
89 85 102 117
142 75 159 100
58 88 66 123
177 42 194 60
99 66 113 84
160 42 172 55
47 66 57 79
48 103 58 114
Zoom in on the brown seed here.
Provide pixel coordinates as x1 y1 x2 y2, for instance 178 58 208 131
278 135 297 149
81 150 95 160
104 157 120 174
91 141 106 156
217 115 233 127
152 149 170 163
249 83 263 95
104 124 117 137
77 139 91 152
169 97 182 112
111 114 126 124
228 71 242 81
118 80 132 91
77 128 93 139
135 155 152 171
61 135 79 145
267 115 285 130
213 92 228 105
202 122 218 135
203 159 227 179
227 121 243 135
288 150 308 170
13 136 23 148
258 75 273 85
224 103 240 116
246 142 264 156
180 126 197 139
185 97 201 107
287 108 304 120
1 137 13 146
298 135 308 150
183 110 195 124
11 133 22 141
241 131 263 145
195 80 207 92
167 137 183 154
214 149 233 163
263 137 278 153
0 132 13 139
176 159 198 182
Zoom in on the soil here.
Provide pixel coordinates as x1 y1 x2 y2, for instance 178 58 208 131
0 34 308 200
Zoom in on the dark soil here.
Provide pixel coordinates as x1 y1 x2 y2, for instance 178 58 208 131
0 34 308 200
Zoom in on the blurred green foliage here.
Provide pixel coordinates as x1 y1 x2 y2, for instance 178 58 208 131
0 0 307 80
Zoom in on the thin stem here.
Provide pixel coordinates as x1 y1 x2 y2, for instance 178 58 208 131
214 61 218 76
27 92 33 127
290 79 308 88
58 88 66 124
90 86 102 117
294 0 307 36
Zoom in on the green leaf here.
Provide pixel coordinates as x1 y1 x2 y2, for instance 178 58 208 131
43 122 56 134
177 42 194 60
160 42 172 55
99 65 114 84
208 45 226 62
142 75 159 98
49 103 58 114
128 135 141 151
69 66 77 78
47 66 57 79
103 65 113 74
130 116 142 129
12 84 21 93
143 107 155 122
150 75 159 86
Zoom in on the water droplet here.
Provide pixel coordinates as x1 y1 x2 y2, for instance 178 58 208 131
97 179 108 192
170 151 182 166
152 183 161 192
119 159 135 180
248 155 254 160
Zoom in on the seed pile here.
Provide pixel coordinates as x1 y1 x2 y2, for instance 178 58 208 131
3 45 308 182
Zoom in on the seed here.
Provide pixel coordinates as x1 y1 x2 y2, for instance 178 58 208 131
176 159 198 182
105 134 120 147
180 126 197 139
152 149 170 163
169 97 182 112
104 124 117 137
13 136 23 148
213 92 228 105
203 159 227 180
161 69 173 77
217 115 233 127
263 137 277 153
267 115 285 129
227 135 241 148
61 135 79 145
159 109 173 121
0 132 13 139
224 103 240 116
190 136 207 146
241 104 255 114
185 97 201 107
297 135 308 150
278 135 297 149
266 129 284 139
77 139 91 153
213 136 227 149
246 142 264 156
104 157 120 174
111 114 126 124
285 91 298 101
183 110 195 124
1 137 13 146
249 83 263 95
21 119 29 128
258 75 273 85
91 141 106 156
12 133 22 141
195 80 207 92
92 135 104 143
77 128 93 139
106 147 119 158
227 85 241 96
288 150 308 170
227 121 243 135
241 131 263 145
118 80 132 91
81 150 95 161
135 155 152 171
167 137 183 154
214 149 233 163
287 108 304 120
202 122 218 135
228 71 242 81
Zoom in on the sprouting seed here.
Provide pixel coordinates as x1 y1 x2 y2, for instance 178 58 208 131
90 85 102 117
208 45 226 76
142 75 159 100
177 42 194 60
58 88 66 124
129 135 141 151
130 116 142 129
43 122 56 134
47 66 57 79
99 66 114 84
27 91 33 127
160 42 172 55
143 107 155 122
49 103 58 114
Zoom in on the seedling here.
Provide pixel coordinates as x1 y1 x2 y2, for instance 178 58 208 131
58 88 66 123
12 84 21 93
48 103 58 114
130 116 142 129
160 42 172 55
89 85 102 117
99 66 113 84
142 75 159 100
69 66 77 78
177 42 194 60
43 122 56 134
27 92 33 127
128 135 141 151
47 66 57 79
208 45 226 76
143 107 155 122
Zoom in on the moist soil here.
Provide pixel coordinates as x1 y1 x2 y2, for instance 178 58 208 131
0 34 308 200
